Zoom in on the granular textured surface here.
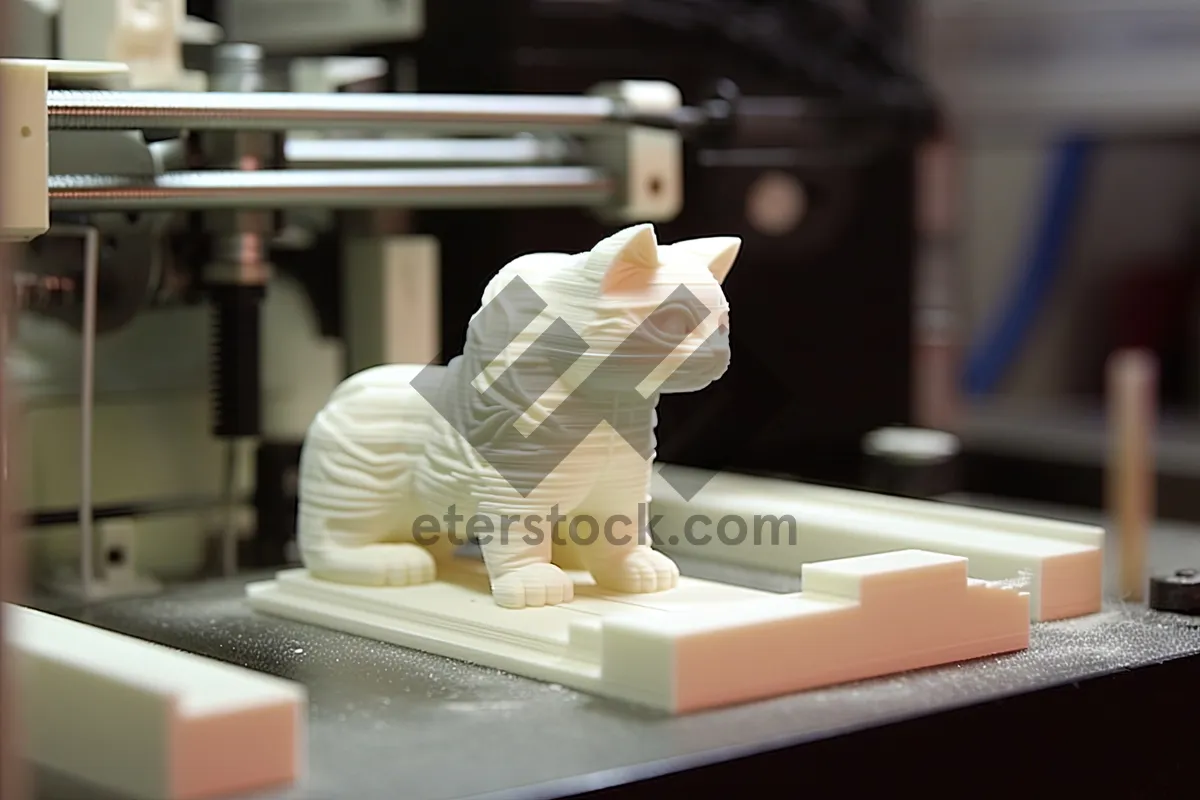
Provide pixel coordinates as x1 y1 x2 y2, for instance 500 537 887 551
32 497 1200 800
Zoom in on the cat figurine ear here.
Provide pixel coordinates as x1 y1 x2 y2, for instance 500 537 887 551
666 237 742 283
583 223 660 291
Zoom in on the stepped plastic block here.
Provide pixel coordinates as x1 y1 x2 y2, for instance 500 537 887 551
652 466 1103 622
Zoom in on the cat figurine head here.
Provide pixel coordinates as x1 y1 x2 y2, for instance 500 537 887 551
469 223 739 401
567 223 739 395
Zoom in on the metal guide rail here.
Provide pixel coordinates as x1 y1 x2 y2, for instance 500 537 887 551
44 89 656 133
38 87 659 212
39 89 631 211
1 59 685 229
45 168 614 212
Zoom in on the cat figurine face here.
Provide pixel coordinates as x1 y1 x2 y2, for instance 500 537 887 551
580 223 736 395
476 223 738 400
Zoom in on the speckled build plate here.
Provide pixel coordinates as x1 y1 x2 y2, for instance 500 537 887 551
31 498 1200 800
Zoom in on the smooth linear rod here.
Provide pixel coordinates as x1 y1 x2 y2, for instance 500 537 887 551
45 90 666 134
283 137 573 166
47 167 612 211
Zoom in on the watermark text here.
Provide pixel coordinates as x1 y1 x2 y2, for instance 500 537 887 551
410 504 798 548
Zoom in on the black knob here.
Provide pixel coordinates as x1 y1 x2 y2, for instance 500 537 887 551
862 426 961 500
1149 569 1200 615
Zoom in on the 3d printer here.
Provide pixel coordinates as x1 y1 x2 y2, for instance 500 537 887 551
4 0 932 593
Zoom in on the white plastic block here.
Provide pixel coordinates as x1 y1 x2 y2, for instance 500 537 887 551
652 466 1104 622
220 0 424 53
342 234 440 374
262 275 346 440
8 605 306 800
0 59 49 243
248 550 1029 713
57 0 188 90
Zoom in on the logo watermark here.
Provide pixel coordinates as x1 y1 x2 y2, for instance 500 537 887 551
410 274 727 502
410 504 799 548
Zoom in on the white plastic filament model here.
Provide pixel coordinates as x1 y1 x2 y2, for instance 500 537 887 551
249 223 1036 712
293 223 736 609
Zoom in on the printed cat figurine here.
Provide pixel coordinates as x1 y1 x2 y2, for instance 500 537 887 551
297 223 740 608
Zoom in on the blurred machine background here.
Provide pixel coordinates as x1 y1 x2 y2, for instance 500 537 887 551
921 0 1200 518
5 1 1200 798
5 0 932 592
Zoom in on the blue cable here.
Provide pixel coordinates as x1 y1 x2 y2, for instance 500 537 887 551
962 136 1093 397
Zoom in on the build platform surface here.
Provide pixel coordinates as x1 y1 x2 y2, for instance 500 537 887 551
31 498 1200 799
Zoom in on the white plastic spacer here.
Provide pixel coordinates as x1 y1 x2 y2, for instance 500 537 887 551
0 58 50 243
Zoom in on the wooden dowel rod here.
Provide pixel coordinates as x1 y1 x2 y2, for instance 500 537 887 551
1106 348 1157 603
